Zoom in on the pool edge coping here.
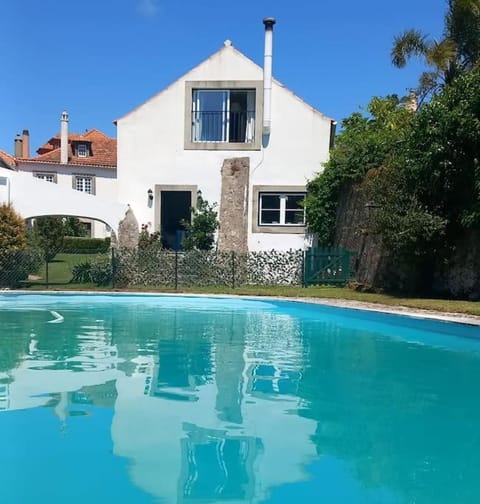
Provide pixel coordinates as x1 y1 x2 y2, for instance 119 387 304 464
2 289 480 327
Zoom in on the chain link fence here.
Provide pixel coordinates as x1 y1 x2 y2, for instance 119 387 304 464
0 248 112 289
0 247 304 289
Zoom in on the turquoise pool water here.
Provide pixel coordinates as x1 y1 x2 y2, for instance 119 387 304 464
0 293 479 503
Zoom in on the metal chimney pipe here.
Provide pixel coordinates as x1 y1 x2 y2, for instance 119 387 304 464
14 134 23 158
21 129 30 158
263 17 276 137
60 111 69 164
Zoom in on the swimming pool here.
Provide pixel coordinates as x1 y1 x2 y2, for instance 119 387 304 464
1 293 479 503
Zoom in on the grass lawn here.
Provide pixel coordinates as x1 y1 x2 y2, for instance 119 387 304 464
26 252 109 288
21 253 480 318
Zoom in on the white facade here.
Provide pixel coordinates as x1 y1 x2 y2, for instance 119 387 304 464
117 42 333 251
0 167 127 237
14 160 118 238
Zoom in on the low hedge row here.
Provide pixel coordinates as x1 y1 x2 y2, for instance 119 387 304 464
63 237 111 254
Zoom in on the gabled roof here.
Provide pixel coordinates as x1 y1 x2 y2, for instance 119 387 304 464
116 42 333 124
18 129 116 168
0 149 15 170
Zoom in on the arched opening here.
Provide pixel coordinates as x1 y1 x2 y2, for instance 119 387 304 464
14 213 117 289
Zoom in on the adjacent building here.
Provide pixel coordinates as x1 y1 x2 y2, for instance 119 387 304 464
9 116 117 238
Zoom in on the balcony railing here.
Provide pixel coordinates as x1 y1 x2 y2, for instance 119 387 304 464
191 110 255 143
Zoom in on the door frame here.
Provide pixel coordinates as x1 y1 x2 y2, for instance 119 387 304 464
154 184 197 234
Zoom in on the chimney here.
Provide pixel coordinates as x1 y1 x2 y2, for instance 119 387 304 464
14 134 23 158
21 129 30 158
60 111 69 164
262 17 276 137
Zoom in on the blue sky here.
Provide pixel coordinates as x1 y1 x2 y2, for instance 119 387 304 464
2 0 444 153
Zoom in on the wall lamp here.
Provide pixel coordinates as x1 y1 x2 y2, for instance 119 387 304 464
147 188 153 202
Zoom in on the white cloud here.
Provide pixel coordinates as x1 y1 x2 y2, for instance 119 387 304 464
138 0 160 17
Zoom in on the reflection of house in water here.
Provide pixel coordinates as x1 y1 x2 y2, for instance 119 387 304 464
247 364 301 396
178 423 262 503
111 310 317 503
47 380 119 428
148 337 213 402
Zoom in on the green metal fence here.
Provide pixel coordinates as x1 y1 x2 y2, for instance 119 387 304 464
303 247 356 286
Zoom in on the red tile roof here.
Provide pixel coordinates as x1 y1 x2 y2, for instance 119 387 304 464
18 129 116 168
0 149 16 168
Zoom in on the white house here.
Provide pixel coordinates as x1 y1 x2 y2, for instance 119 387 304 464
11 116 118 238
116 19 334 252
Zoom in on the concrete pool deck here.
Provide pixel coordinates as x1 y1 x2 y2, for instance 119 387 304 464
292 297 480 327
4 289 480 327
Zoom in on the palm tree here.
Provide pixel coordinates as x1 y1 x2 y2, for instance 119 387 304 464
391 0 480 99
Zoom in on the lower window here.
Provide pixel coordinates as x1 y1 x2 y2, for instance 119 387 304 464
259 192 306 226
73 175 94 194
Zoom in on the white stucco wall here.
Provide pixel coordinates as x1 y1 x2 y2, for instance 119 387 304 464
117 44 332 251
0 167 127 237
14 161 118 238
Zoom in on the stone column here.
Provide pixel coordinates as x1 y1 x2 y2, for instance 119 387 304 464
218 157 250 253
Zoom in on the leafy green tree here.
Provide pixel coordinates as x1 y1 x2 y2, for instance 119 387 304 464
181 191 218 250
0 204 27 253
34 216 65 262
305 96 414 245
0 204 41 287
392 0 480 98
63 216 88 237
362 67 480 293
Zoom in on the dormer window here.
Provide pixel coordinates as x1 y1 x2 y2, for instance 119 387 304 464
77 143 88 157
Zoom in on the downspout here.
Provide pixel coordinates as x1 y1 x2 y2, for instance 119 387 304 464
262 17 276 138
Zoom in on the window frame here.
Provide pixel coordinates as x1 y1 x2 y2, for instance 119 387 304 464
184 80 263 151
33 172 57 183
77 143 88 158
72 174 96 195
252 185 307 234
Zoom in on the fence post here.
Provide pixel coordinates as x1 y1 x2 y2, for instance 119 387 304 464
231 251 235 289
174 250 178 290
111 248 116 289
302 249 306 288
45 259 49 289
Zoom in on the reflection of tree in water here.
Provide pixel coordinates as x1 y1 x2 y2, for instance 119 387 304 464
297 319 480 502
0 311 45 375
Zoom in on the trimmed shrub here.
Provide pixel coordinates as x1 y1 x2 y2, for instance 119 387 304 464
63 237 111 254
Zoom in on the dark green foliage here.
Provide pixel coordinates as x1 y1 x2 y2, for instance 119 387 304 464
71 259 112 285
368 67 480 258
307 65 480 296
0 204 27 252
0 205 42 287
138 225 162 250
34 216 65 262
181 191 218 251
305 96 414 245
62 236 111 253
63 217 88 237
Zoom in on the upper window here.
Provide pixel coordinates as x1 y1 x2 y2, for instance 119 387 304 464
34 172 56 183
259 192 306 226
74 175 94 194
185 81 262 151
77 143 88 157
191 89 256 144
